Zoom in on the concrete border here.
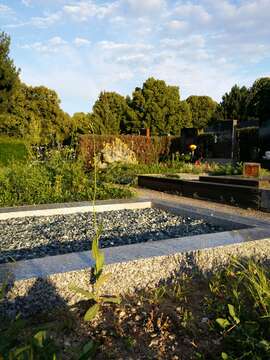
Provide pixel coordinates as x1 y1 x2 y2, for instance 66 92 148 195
1 198 270 282
0 198 152 220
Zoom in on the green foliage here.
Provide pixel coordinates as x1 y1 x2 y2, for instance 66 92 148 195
179 100 192 128
91 91 135 135
70 225 121 322
97 161 213 186
186 95 217 129
208 259 270 360
218 85 249 121
247 77 270 122
0 282 58 360
209 162 243 176
0 329 58 360
71 112 91 133
0 150 133 207
77 340 98 360
0 32 20 114
1 82 71 145
0 136 28 165
130 77 184 135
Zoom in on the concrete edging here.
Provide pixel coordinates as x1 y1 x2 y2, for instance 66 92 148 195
1 197 270 318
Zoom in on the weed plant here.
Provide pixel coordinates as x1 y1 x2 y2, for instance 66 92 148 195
207 259 270 359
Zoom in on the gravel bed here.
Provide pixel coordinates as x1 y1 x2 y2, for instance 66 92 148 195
0 208 228 264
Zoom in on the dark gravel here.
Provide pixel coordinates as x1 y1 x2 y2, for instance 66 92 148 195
0 208 227 263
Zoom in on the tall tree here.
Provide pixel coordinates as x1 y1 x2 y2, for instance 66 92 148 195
124 95 141 134
3 83 70 144
91 91 132 134
186 95 217 129
247 77 270 123
179 100 192 128
0 31 20 113
71 112 91 134
219 85 249 121
130 77 183 135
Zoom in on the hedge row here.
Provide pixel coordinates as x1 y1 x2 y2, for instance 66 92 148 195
80 135 181 166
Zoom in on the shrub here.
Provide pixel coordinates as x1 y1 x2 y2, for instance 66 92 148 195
0 157 133 207
0 136 28 165
80 134 181 167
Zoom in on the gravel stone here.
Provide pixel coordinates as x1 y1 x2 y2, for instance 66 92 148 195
0 208 226 263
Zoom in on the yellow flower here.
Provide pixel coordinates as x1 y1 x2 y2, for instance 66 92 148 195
189 144 197 151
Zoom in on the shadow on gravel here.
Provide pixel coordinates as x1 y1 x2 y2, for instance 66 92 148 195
0 278 69 321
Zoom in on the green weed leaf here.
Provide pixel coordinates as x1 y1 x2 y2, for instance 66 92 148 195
100 296 121 304
94 273 111 290
69 285 96 300
84 304 100 322
33 330 46 347
228 304 240 324
216 318 230 329
78 340 97 360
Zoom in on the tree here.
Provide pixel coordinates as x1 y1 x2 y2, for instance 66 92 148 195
24 85 70 145
186 95 217 129
130 77 183 135
124 95 141 134
219 85 249 121
179 100 192 128
247 77 270 123
91 91 130 135
4 83 70 145
0 31 20 113
71 112 91 134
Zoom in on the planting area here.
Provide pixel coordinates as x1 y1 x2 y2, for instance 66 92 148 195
1 257 270 360
0 208 229 264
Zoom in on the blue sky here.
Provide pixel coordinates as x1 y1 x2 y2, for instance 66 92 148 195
1 0 270 114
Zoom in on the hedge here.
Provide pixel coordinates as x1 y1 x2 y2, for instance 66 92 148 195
80 135 181 166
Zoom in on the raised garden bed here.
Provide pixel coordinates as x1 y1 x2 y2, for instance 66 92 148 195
138 175 270 211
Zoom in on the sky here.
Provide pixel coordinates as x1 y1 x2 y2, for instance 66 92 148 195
0 0 270 115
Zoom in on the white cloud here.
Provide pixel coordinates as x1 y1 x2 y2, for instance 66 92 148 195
0 4 14 16
173 2 211 24
161 34 206 50
6 11 61 28
98 40 153 52
21 36 68 53
116 53 151 65
21 0 31 6
30 12 61 27
73 37 91 46
126 0 166 13
166 20 187 30
63 1 119 21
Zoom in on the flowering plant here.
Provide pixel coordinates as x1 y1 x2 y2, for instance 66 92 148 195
189 144 197 152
